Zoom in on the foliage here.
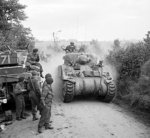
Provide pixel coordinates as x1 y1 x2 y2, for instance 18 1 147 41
113 39 121 50
0 0 34 51
106 32 150 110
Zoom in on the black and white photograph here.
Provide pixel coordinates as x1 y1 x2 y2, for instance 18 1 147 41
0 0 150 137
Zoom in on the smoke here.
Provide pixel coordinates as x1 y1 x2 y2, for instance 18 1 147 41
35 40 118 101
35 42 64 101
103 63 118 81
83 41 118 81
41 52 64 101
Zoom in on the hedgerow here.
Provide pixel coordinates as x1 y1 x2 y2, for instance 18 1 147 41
106 32 150 111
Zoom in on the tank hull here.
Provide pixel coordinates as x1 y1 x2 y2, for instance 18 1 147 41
74 77 106 96
58 65 116 103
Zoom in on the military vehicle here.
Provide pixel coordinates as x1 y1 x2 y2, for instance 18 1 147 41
0 46 41 108
58 49 116 103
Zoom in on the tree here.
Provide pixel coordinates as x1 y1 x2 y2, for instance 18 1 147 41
0 0 26 32
144 31 150 46
113 39 120 51
142 31 150 61
0 0 34 51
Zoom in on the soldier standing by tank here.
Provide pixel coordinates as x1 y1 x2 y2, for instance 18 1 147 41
14 76 26 121
26 48 44 78
28 71 41 121
65 42 76 53
38 74 54 133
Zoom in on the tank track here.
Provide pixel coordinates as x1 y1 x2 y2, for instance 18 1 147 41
63 81 74 103
102 81 116 103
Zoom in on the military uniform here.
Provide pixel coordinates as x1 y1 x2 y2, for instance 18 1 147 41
65 42 76 53
28 74 41 120
26 49 43 77
38 77 53 133
14 80 26 120
66 45 76 53
27 53 43 70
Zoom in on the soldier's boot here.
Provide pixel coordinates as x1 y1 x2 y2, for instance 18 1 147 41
50 120 52 123
38 127 43 133
33 115 38 121
21 116 26 119
16 117 22 121
45 124 54 130
21 114 26 119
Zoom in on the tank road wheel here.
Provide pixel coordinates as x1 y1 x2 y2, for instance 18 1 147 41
63 81 74 103
102 81 116 103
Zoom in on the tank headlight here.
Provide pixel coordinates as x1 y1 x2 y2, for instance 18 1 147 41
23 64 26 68
3 99 7 104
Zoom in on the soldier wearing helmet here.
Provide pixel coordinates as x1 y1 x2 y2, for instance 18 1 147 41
38 73 54 133
26 48 44 78
27 70 42 121
65 42 76 53
14 76 27 121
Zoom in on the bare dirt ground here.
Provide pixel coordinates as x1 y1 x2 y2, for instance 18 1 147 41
0 97 150 138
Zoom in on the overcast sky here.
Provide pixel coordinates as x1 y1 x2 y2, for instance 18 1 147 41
19 0 150 41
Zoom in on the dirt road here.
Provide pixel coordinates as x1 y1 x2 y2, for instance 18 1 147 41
1 45 150 138
0 65 150 138
0 98 150 138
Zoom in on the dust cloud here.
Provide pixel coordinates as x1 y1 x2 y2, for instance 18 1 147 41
35 41 118 100
35 42 64 101
41 52 64 101
83 42 118 81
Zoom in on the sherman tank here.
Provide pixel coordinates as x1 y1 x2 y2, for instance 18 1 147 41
0 47 41 109
58 50 116 103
